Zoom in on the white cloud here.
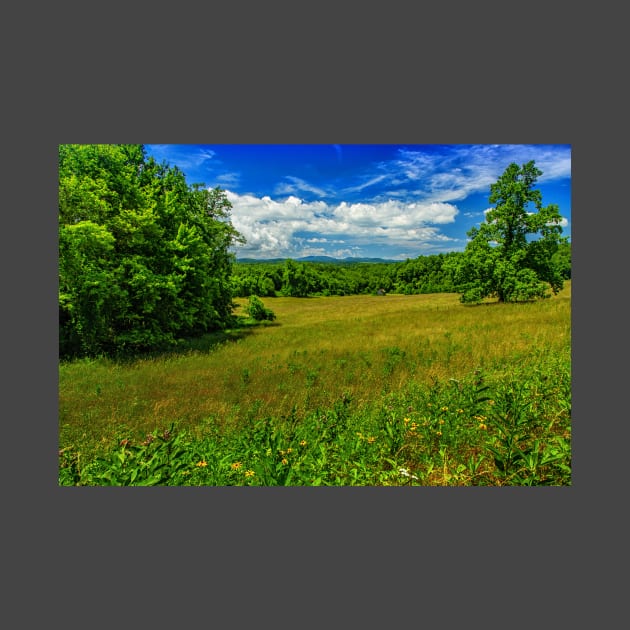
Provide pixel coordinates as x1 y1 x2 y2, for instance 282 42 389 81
215 172 240 187
225 190 459 258
273 176 328 198
385 144 571 203
147 145 215 170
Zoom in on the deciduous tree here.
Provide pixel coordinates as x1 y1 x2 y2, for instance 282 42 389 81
448 160 567 303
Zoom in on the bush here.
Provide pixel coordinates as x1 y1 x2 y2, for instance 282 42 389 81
246 295 276 321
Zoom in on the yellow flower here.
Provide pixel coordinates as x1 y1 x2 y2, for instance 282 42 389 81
281 458 288 465
299 440 307 446
367 436 376 444
436 430 442 436
231 461 242 470
196 460 207 467
286 448 293 454
404 417 411 424
457 409 464 414
478 423 487 430
410 422 418 431
441 406 449 412
244 470 255 477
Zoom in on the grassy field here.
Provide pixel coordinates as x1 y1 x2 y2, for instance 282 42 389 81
59 282 571 485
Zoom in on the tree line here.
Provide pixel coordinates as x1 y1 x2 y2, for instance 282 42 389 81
231 252 464 297
59 147 570 358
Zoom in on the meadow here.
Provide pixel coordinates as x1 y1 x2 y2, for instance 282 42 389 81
59 282 571 485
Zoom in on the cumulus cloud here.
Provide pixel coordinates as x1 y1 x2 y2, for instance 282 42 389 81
225 190 459 258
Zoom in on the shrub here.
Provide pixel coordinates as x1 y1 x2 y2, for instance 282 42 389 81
246 295 276 321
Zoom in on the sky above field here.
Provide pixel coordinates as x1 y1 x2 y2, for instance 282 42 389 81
145 144 571 260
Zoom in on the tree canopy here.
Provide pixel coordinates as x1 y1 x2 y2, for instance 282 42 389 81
59 144 244 358
447 160 568 303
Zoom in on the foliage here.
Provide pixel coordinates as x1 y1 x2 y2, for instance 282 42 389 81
447 160 568 304
59 145 244 358
60 356 571 486
246 295 276 321
231 252 464 298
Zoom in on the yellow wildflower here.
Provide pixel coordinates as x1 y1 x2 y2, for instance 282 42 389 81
231 461 242 470
404 418 411 424
196 460 208 467
286 448 293 454
457 409 464 414
436 430 442 436
281 458 288 465
299 440 307 446
441 406 449 412
367 436 376 444
244 470 255 477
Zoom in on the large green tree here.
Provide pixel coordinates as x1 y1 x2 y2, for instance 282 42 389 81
59 144 244 357
449 160 568 304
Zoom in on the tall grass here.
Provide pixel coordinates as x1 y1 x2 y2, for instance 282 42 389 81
59 283 571 485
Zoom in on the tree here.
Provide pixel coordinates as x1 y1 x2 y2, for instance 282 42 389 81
59 144 244 357
449 160 567 304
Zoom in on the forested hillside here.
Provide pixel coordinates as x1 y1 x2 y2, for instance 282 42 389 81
231 253 461 297
232 240 570 298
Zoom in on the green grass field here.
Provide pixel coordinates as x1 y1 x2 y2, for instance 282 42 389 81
59 282 571 486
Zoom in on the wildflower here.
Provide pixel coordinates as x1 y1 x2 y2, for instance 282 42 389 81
231 461 242 470
441 406 449 412
244 470 255 477
436 430 442 436
367 436 376 444
196 460 208 467
404 418 411 424
286 448 293 454
398 468 419 481
299 440 307 446
281 458 288 465
478 423 487 430
279 449 286 456
410 422 418 431
457 409 464 414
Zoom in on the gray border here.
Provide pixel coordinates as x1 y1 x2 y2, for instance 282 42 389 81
8 0 621 626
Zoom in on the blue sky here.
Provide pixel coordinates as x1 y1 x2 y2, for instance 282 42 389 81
145 144 571 260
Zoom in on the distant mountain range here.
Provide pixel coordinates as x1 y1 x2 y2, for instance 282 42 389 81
236 256 400 264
